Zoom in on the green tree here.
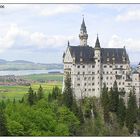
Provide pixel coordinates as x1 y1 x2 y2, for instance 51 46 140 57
63 73 73 110
117 97 126 127
27 87 37 106
109 81 119 113
37 85 44 100
126 89 138 134
7 120 24 136
0 108 8 136
101 83 110 123
52 86 61 100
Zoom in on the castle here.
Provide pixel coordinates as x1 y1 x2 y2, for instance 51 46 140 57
63 18 140 106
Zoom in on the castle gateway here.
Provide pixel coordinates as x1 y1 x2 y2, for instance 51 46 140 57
63 18 140 106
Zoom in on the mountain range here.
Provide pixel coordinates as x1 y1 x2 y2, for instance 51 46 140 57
0 59 63 70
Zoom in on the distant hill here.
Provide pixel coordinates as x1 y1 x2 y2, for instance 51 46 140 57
0 59 63 70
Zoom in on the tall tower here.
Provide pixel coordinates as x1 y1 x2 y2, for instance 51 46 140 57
79 17 88 46
94 35 102 97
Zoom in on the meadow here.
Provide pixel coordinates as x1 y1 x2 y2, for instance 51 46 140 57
0 74 63 101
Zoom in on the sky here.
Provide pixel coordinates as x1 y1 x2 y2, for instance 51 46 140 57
0 4 140 64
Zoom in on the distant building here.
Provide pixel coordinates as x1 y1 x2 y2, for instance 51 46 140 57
63 18 140 106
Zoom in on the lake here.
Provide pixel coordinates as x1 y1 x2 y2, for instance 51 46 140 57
0 69 63 76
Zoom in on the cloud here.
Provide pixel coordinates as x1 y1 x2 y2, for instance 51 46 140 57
0 24 77 53
116 9 140 22
108 35 140 51
40 4 83 16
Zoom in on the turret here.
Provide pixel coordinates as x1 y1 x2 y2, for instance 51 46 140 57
94 35 102 97
79 17 88 46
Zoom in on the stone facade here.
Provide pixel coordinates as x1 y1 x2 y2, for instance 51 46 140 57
63 18 140 106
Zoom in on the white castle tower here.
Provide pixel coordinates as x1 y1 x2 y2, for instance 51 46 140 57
79 18 88 46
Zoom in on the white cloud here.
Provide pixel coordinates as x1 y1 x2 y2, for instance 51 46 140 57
116 9 140 21
108 35 140 51
40 4 83 16
0 24 77 53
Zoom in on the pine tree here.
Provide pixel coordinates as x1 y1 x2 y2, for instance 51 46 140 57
101 83 110 123
13 98 16 104
27 87 36 106
37 85 44 100
109 81 119 113
0 105 8 136
117 97 126 127
126 89 138 134
63 73 73 110
52 86 60 100
48 93 52 102
72 98 84 124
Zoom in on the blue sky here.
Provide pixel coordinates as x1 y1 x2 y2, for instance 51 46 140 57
0 4 140 64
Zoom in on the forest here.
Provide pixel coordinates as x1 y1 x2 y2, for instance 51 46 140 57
0 73 140 136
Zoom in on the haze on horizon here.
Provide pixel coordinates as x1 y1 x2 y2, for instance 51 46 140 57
0 4 140 65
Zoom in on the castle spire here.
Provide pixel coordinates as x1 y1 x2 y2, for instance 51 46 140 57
81 17 86 32
68 40 70 46
95 34 101 49
79 16 88 46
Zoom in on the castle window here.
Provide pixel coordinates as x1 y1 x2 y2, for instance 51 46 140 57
92 65 95 68
120 65 123 68
84 77 87 80
85 83 86 86
98 60 100 62
92 72 95 74
78 72 80 75
77 83 80 86
92 83 94 85
92 77 94 80
110 65 112 68
119 82 121 85
106 71 108 74
85 89 87 91
98 70 99 74
104 65 107 68
88 77 91 80
122 82 124 85
83 72 85 75
83 65 85 68
77 77 80 80
115 71 117 74
77 65 80 68
92 89 95 91
106 77 108 80
123 71 125 74
88 71 91 74
110 77 112 80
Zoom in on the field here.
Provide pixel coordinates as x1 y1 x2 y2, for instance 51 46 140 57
0 74 63 101
20 73 63 82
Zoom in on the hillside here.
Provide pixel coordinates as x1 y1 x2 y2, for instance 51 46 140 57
0 59 63 70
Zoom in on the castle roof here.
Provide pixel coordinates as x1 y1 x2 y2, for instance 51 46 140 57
69 46 94 64
68 46 129 64
95 36 101 49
